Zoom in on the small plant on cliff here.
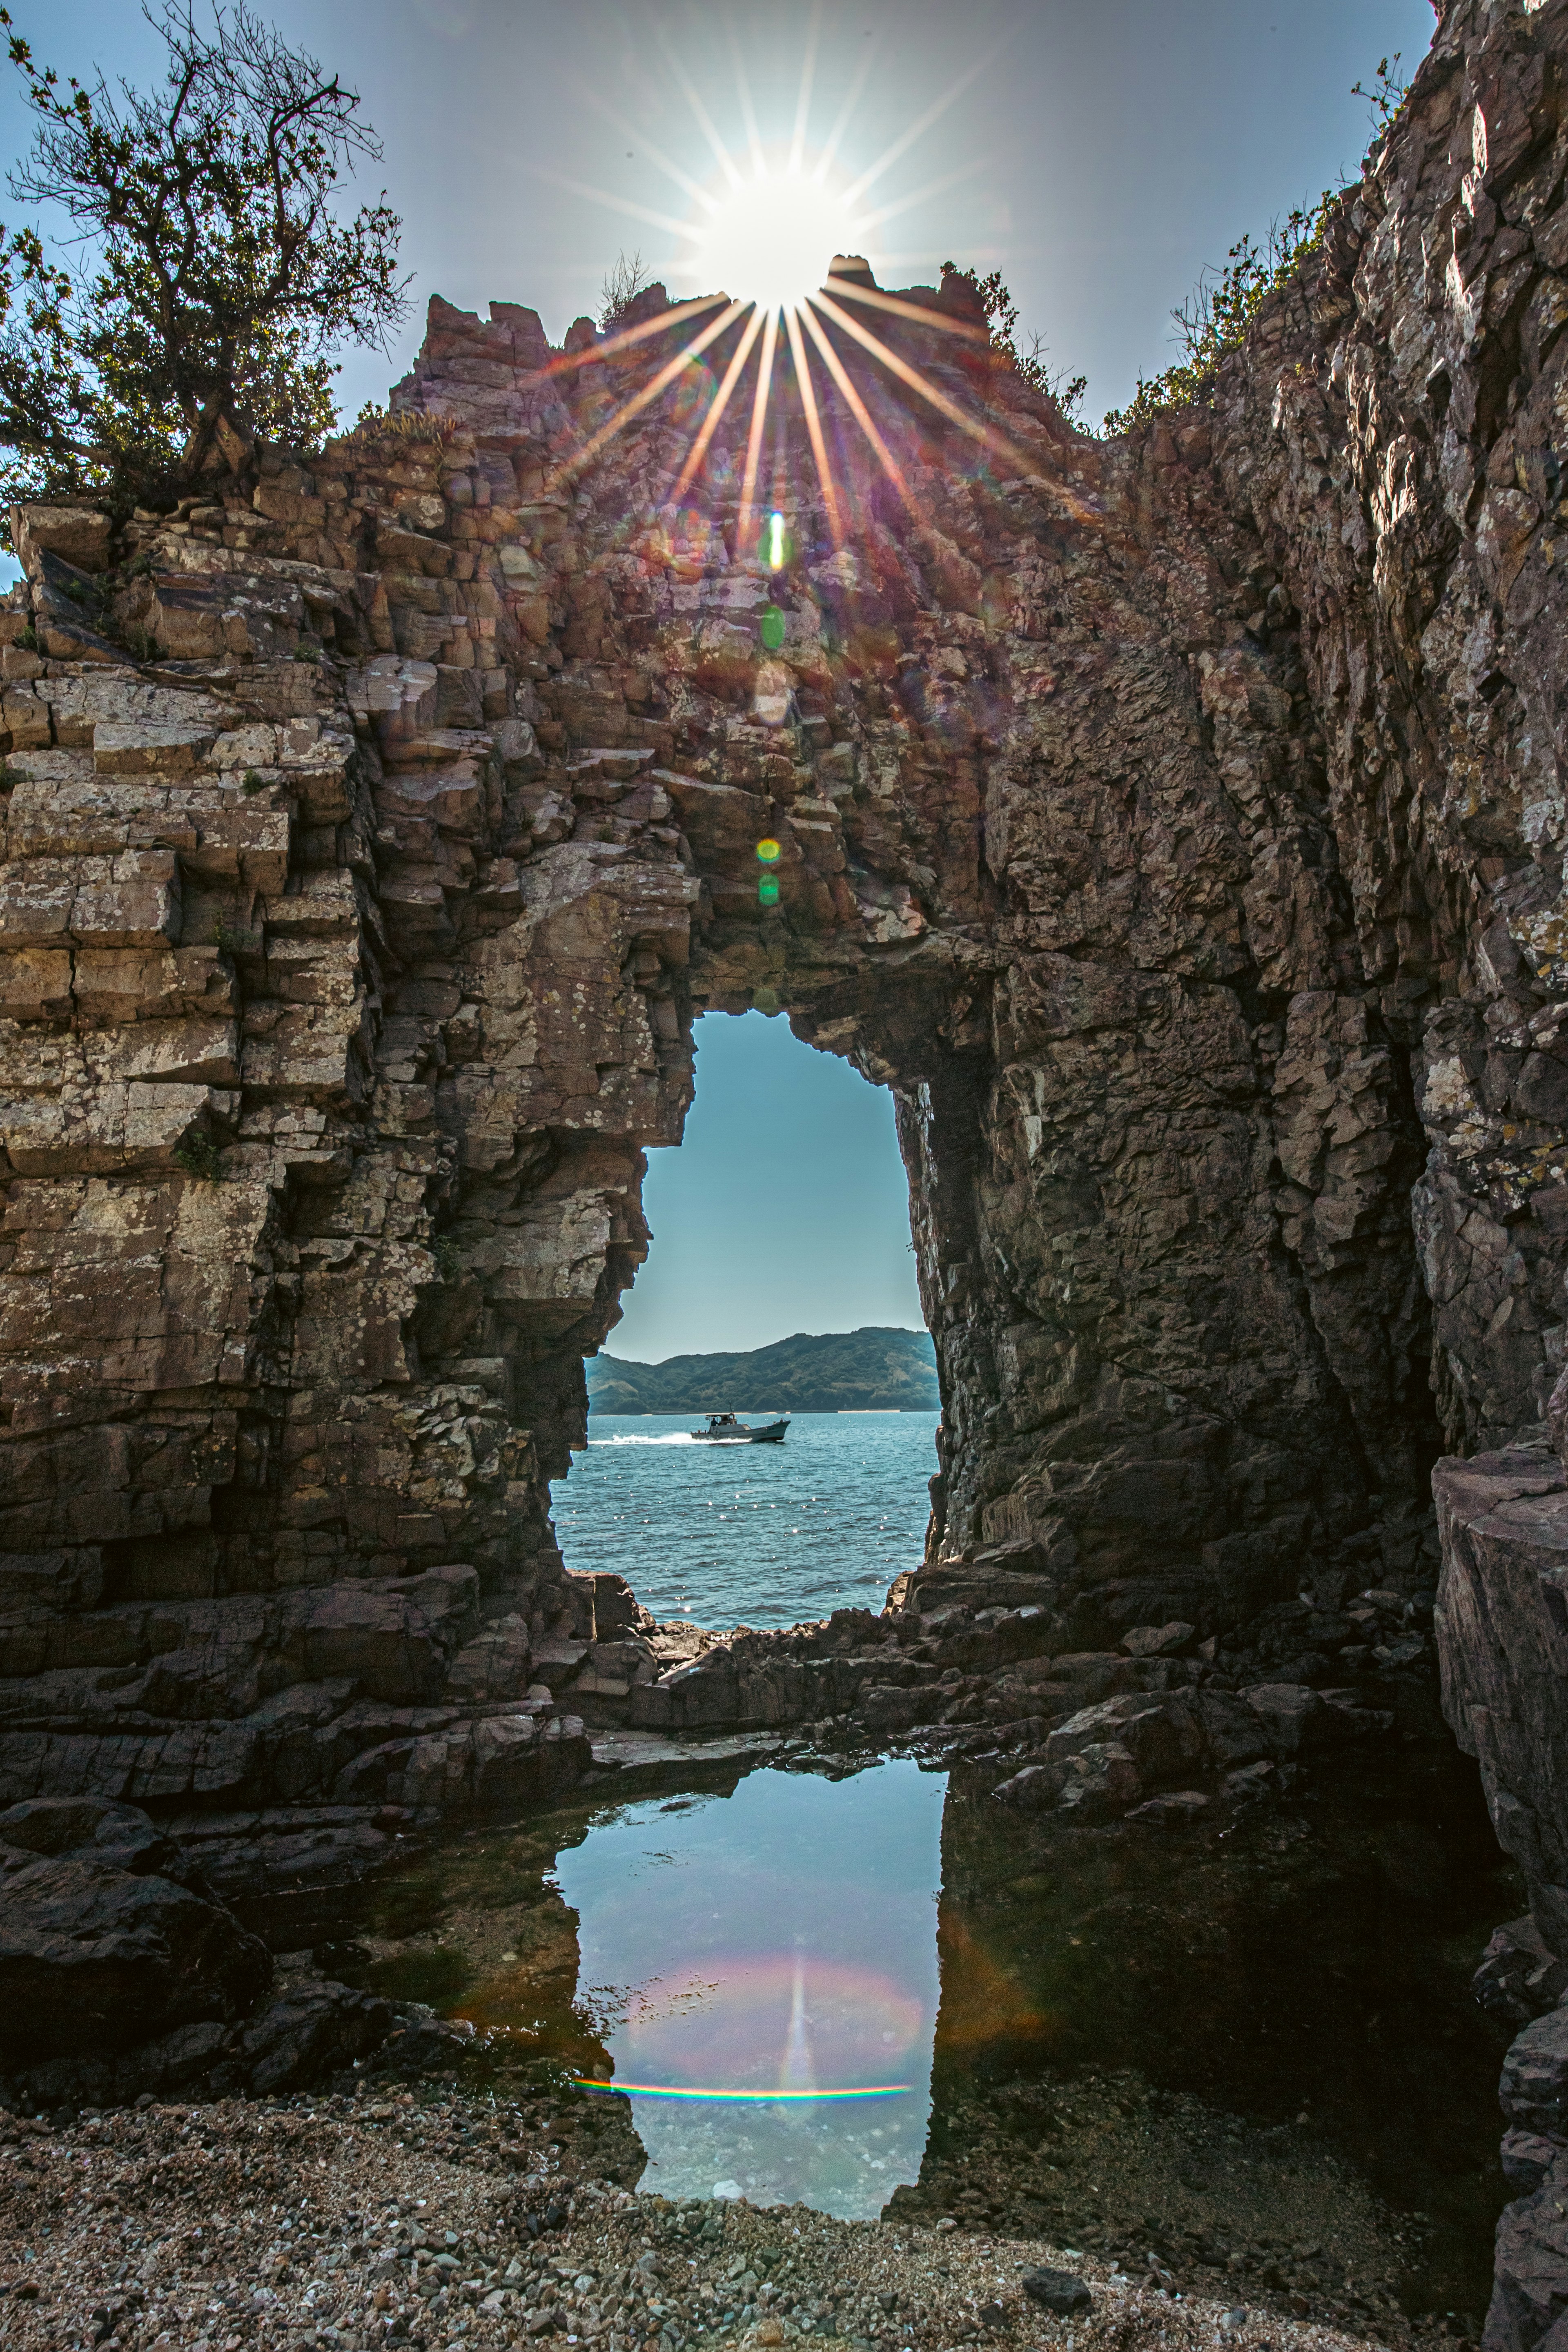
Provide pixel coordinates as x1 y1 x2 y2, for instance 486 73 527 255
941 262 1087 425
432 1236 464 1284
174 1127 223 1182
1352 53 1410 138
599 249 652 336
0 1 410 547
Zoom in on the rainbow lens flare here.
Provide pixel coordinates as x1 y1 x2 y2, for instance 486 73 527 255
758 878 781 906
755 838 782 863
766 511 787 570
572 2079 911 2103
760 604 786 651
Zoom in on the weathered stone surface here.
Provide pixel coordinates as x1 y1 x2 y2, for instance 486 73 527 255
1487 2154 1568 2352
0 1849 271 2063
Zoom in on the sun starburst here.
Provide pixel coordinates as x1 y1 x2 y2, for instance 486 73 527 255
536 18 1063 580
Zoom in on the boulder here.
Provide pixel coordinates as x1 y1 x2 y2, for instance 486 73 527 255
0 1851 271 2064
1239 1684 1332 1758
1479 1920 1568 2027
1503 2010 1568 2135
1022 2270 1093 2317
1486 2154 1568 2352
1504 2132 1566 2196
1056 1740 1141 1820
1119 1621 1194 1658
10 503 112 577
1044 1693 1203 1782
0 1795 183 1878
992 1763 1062 1811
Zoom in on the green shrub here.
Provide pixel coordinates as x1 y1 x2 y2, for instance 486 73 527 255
432 1236 465 1283
941 263 1087 424
1103 197 1336 434
1103 55 1410 435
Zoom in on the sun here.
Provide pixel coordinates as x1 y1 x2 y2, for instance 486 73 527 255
686 160 869 314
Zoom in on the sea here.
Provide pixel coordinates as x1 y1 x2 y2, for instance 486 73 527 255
548 1410 942 1629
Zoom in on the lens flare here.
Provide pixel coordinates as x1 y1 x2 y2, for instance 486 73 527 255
689 165 865 312
756 838 782 863
766 510 787 570
572 2079 911 2103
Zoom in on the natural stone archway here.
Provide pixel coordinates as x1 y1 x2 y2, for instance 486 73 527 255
2 0 1568 1993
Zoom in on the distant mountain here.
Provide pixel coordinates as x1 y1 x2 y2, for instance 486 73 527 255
586 1326 939 1415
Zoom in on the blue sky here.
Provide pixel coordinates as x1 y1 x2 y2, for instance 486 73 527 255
611 1012 924 1361
2 0 1437 1344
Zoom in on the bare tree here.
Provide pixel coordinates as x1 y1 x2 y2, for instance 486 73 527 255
598 247 652 335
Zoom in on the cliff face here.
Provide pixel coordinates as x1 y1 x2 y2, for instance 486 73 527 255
0 0 1565 1895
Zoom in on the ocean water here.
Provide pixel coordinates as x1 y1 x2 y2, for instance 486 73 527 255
548 1410 941 1628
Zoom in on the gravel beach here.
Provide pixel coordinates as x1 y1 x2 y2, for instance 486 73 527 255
0 2081 1436 2352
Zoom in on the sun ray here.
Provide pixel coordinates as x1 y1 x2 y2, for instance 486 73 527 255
808 286 1027 471
860 159 986 234
783 303 844 548
658 34 745 191
570 80 720 216
739 307 782 532
815 289 1096 520
799 297 922 521
726 16 767 180
548 302 748 492
788 0 824 178
669 303 766 505
813 8 889 184
532 168 690 243
546 294 731 379
842 34 1011 207
828 282 987 342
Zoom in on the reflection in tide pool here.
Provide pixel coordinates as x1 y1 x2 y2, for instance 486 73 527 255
554 1761 946 2218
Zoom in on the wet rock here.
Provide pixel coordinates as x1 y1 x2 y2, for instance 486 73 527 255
240 1980 394 2095
1021 2268 1093 2316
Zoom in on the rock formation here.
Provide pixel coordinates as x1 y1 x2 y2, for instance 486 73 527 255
9 0 1568 2314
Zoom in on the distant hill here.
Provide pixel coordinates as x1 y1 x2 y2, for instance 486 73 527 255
586 1326 939 1415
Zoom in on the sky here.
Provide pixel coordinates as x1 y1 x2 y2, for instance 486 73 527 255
608 1012 925 1361
1 0 1438 1347
0 0 1435 428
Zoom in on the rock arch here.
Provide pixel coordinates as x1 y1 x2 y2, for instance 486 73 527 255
0 3 1564 1927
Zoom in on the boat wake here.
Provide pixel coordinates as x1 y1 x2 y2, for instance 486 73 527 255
590 1432 699 1446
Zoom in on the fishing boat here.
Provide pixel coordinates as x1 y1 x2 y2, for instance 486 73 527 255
690 1412 790 1443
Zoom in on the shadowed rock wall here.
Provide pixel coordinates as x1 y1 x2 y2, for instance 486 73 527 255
0 0 1566 1934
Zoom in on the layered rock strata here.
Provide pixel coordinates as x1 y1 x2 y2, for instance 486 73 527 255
0 0 1567 2180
